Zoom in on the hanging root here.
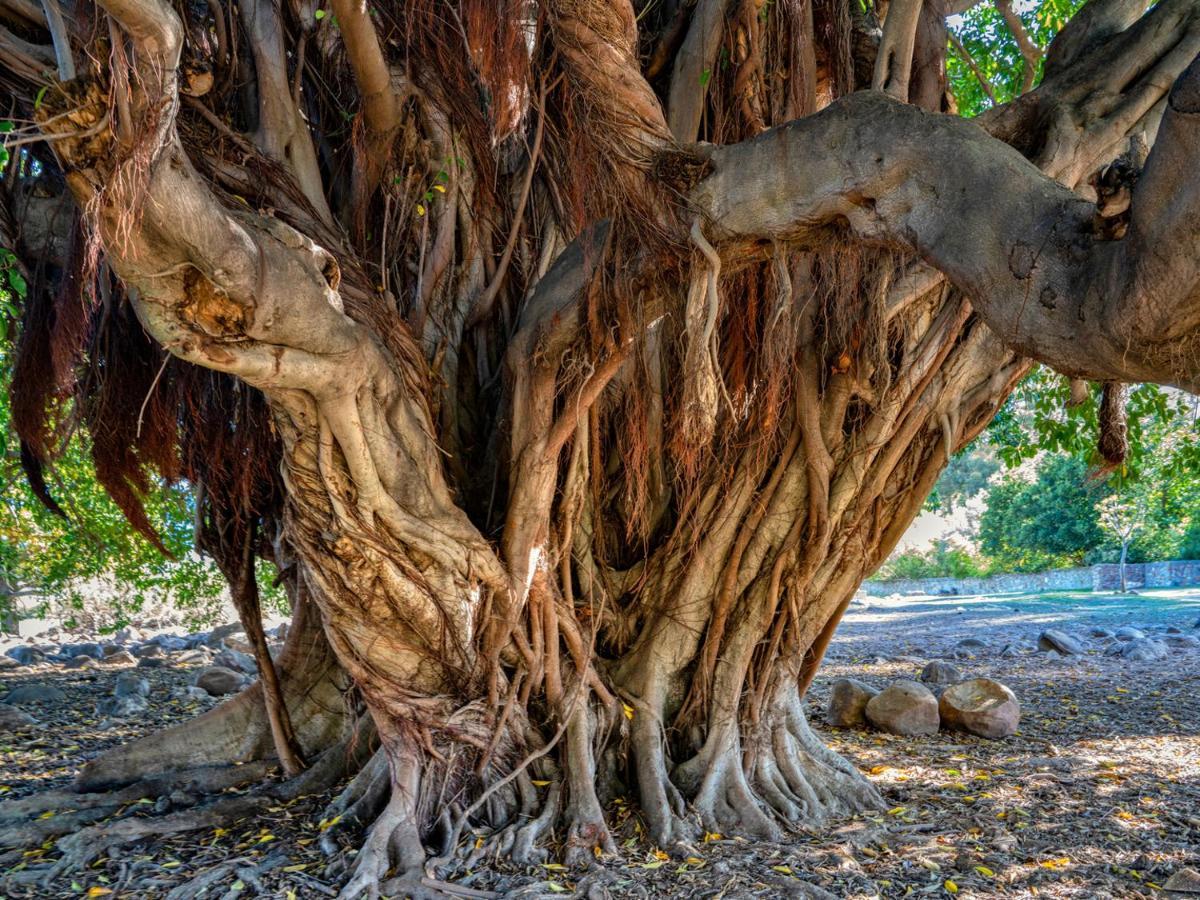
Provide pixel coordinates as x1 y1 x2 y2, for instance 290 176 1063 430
336 737 494 900
629 707 695 848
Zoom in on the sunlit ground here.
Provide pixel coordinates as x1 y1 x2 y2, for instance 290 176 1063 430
0 589 1196 897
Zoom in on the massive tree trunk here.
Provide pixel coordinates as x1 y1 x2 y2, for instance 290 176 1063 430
2 0 1200 895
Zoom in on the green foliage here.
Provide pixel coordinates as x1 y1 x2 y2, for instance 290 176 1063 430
876 539 989 581
926 440 999 513
0 269 239 631
947 0 1086 117
978 455 1107 572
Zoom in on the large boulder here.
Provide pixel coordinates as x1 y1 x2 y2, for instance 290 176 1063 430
1165 634 1200 650
193 666 245 697
865 680 940 736
919 661 962 688
100 649 138 666
0 704 37 728
97 694 148 718
1120 638 1168 662
175 648 214 665
825 679 878 728
938 678 1020 739
62 642 103 659
62 655 99 670
3 684 66 705
1038 629 1083 656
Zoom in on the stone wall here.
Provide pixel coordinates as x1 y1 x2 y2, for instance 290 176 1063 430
862 560 1200 597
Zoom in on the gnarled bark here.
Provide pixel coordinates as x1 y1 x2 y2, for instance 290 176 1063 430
2 0 1199 894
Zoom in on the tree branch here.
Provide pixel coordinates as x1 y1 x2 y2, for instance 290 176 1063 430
667 0 730 142
691 83 1200 390
330 0 399 198
995 0 1042 93
873 0 924 101
949 30 997 106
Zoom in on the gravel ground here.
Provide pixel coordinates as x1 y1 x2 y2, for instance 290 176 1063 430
0 589 1196 899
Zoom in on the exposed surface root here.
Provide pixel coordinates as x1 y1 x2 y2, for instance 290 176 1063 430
0 715 373 891
78 611 348 791
0 760 275 850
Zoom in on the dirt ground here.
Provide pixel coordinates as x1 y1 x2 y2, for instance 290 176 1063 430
0 589 1197 898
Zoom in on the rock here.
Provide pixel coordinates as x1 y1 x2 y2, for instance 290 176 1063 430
1090 628 1114 638
63 642 103 659
101 644 125 657
133 643 163 658
273 622 289 643
62 654 99 669
864 680 940 736
3 684 66 704
956 638 988 650
97 694 148 717
152 635 189 652
1166 626 1183 635
4 646 44 666
205 622 245 648
0 656 18 670
114 672 150 698
1163 867 1200 893
1165 635 1200 649
193 666 245 697
1038 629 1083 655
0 704 37 728
825 678 878 728
1115 626 1146 642
175 648 213 665
938 678 1020 739
100 649 138 666
1121 638 1168 662
224 635 254 654
137 656 167 669
214 648 256 675
919 661 962 687
181 686 213 702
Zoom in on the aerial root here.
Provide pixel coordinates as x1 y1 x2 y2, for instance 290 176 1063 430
629 712 696 848
319 746 390 856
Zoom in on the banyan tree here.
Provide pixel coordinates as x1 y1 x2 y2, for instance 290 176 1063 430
1 0 1198 894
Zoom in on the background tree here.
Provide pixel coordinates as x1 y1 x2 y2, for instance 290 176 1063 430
1 0 1200 896
978 455 1108 571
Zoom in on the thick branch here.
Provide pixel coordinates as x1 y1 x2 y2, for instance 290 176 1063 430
691 86 1200 390
330 0 399 197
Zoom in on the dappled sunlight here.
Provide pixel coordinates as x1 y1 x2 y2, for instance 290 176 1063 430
805 591 1200 897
